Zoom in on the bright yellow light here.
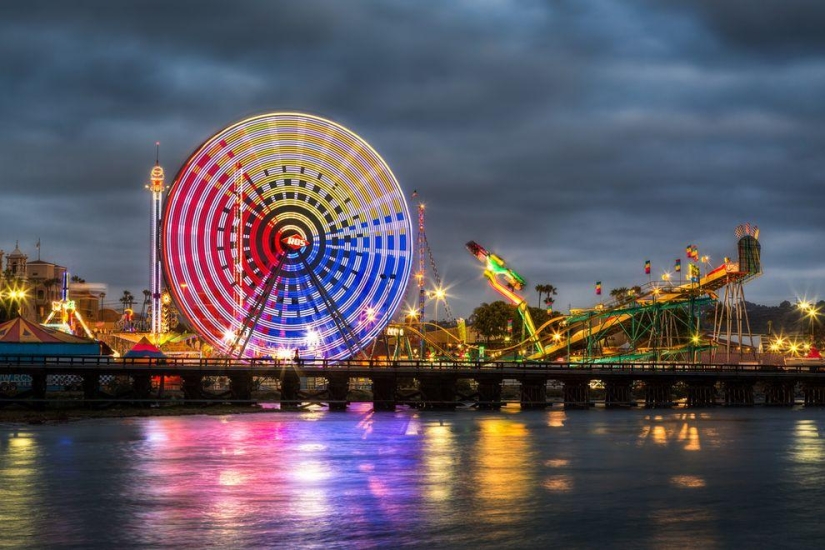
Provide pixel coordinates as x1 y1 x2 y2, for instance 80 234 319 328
407 307 419 318
661 272 671 282
432 287 446 300
691 335 700 344
553 332 562 342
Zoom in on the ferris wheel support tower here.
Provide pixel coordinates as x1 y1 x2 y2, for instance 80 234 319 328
146 143 167 339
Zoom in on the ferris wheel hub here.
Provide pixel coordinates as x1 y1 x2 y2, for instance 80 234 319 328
282 234 309 250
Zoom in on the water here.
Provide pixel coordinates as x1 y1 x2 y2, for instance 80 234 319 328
3 405 825 549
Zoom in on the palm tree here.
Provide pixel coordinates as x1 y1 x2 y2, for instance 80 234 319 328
538 284 558 308
535 284 545 308
119 290 135 314
610 287 629 302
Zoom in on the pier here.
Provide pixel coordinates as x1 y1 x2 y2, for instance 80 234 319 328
2 356 825 410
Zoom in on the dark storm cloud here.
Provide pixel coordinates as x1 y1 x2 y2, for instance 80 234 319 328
0 0 823 315
641 0 825 57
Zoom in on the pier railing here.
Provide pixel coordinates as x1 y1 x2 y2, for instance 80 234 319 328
0 356 816 377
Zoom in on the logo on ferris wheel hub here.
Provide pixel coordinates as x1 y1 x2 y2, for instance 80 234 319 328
282 234 309 250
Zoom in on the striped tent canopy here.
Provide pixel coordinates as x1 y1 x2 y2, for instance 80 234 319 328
124 336 166 358
0 317 100 356
0 317 93 344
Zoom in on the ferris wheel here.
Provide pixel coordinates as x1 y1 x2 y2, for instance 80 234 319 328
162 113 412 359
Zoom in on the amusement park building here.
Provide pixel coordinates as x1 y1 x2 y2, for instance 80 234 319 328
26 260 68 321
1 242 107 325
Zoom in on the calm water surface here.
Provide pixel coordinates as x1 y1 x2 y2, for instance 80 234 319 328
2 405 825 549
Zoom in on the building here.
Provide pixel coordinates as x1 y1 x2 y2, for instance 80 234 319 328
26 260 68 322
1 242 108 328
68 282 108 325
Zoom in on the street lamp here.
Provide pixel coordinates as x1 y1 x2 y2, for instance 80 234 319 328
807 308 819 343
4 286 28 318
798 300 819 343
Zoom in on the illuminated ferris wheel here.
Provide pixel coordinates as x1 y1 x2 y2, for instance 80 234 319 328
162 113 412 359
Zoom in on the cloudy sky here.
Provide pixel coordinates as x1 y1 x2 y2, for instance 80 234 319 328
1 0 824 318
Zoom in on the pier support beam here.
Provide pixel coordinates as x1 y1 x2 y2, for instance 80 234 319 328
132 374 152 406
804 383 825 406
644 380 674 408
521 377 547 410
419 376 457 410
280 371 301 409
229 373 254 404
31 373 47 410
604 379 633 408
372 376 396 412
764 381 796 406
82 373 100 404
686 381 717 408
181 374 203 401
476 378 503 410
326 375 349 411
723 380 754 406
563 379 590 410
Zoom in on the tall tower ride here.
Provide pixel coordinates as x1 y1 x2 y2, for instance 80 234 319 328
146 143 166 339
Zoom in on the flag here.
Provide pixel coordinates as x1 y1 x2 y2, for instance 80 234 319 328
596 281 602 295
675 259 681 272
506 319 513 334
644 260 651 275
686 245 692 259
691 245 699 261
35 238 40 249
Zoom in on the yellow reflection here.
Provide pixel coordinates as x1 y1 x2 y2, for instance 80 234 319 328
683 427 701 451
638 414 703 451
670 475 706 488
652 425 668 446
423 423 457 503
547 411 566 428
474 419 532 525
1 432 38 540
791 420 822 464
543 475 573 492
544 458 570 468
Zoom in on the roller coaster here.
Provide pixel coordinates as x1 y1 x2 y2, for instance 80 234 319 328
461 224 762 363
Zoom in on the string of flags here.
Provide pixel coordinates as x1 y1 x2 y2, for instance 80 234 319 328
601 245 710 299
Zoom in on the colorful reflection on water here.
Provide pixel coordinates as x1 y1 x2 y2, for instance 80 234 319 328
3 406 825 548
